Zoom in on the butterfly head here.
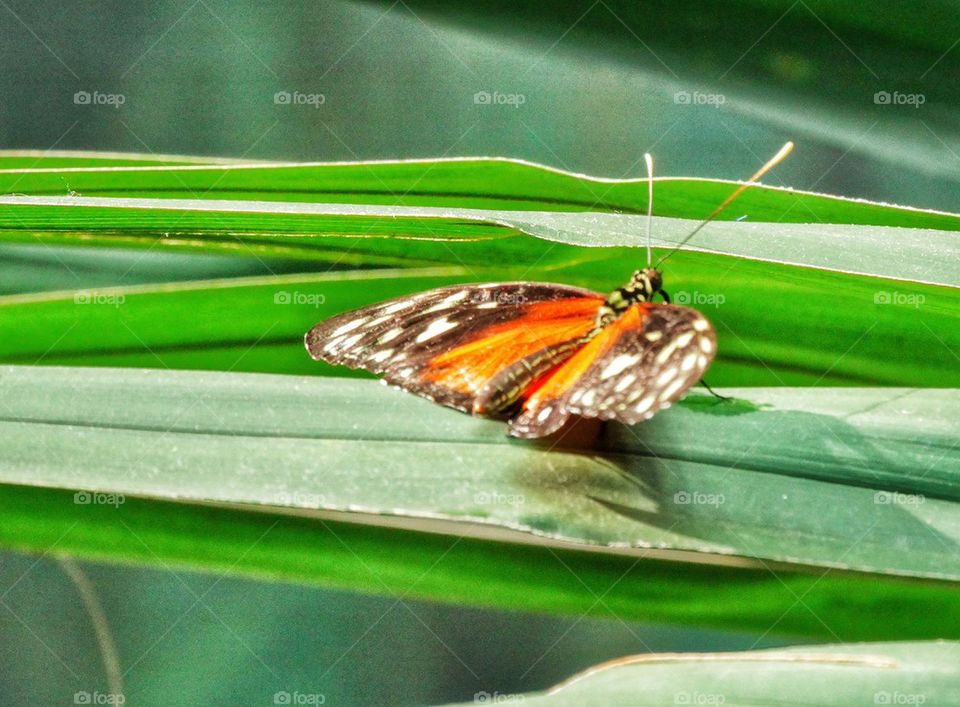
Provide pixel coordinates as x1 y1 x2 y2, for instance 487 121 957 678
597 268 668 327
627 267 663 301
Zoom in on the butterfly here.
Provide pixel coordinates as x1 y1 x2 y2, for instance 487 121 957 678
305 143 793 439
305 273 713 438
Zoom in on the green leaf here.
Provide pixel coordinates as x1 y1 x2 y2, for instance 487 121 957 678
1 365 959 642
3 193 960 287
0 262 956 388
1 153 958 645
1 365 957 581
3 157 960 229
0 242 325 296
449 641 960 706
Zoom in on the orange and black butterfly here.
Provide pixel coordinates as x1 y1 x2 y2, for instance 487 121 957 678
306 144 793 438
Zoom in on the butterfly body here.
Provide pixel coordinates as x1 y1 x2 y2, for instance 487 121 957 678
305 267 716 438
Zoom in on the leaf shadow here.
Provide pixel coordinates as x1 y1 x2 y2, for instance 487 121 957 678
510 396 960 575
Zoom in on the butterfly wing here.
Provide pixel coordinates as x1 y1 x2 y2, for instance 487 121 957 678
510 303 716 438
306 283 605 413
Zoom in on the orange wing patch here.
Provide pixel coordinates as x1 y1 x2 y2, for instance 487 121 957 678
521 304 648 413
422 296 602 395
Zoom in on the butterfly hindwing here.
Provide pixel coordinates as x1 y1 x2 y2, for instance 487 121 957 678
306 282 605 413
509 303 716 438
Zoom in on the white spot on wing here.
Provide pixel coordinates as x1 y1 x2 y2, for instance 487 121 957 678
425 290 468 313
675 331 694 348
383 301 409 314
681 352 698 372
645 330 663 342
655 331 694 365
700 337 715 354
379 328 403 343
655 343 677 365
655 368 677 387
340 333 363 349
332 318 366 336
415 317 458 343
635 395 656 414
443 290 468 305
660 378 687 402
692 317 710 332
601 354 639 380
614 373 636 392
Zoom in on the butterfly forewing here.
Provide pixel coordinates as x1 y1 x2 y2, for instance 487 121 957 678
306 282 605 413
509 303 716 438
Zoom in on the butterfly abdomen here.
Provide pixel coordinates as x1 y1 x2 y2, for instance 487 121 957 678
473 333 598 415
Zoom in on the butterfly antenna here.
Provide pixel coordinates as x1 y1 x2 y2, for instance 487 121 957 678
656 141 794 267
644 153 654 268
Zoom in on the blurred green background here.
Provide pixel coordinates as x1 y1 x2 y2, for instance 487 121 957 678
2 0 958 208
1 0 956 704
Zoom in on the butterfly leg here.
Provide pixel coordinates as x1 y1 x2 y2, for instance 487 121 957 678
700 379 732 402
